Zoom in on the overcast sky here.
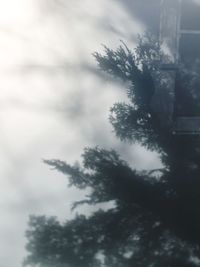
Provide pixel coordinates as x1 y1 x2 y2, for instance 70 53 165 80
0 1 163 266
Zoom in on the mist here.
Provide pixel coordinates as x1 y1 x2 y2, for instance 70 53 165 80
0 1 162 266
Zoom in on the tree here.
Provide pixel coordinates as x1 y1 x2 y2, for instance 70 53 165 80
24 34 200 267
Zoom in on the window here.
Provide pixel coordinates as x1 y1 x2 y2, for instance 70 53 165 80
159 0 200 132
179 34 200 67
181 0 200 30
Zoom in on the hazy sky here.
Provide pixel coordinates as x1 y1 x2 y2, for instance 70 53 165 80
0 1 162 266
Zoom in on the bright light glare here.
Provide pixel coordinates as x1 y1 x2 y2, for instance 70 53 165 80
0 0 35 23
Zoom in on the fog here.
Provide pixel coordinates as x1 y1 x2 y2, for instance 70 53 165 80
0 1 162 266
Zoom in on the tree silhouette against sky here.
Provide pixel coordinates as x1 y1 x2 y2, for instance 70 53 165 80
24 34 200 267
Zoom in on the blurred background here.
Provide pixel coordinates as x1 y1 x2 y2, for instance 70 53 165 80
0 1 162 266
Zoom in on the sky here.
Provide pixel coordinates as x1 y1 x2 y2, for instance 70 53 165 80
0 1 162 266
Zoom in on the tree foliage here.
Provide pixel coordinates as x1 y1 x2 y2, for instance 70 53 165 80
24 34 200 267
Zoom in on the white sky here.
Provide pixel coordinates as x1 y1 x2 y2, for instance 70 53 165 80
0 1 161 266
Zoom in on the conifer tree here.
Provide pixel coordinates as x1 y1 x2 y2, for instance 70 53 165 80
24 34 200 267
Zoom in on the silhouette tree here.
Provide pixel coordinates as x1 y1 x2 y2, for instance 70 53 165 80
24 34 200 267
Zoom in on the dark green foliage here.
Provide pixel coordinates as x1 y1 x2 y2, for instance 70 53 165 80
24 34 200 267
44 147 166 208
93 34 160 109
94 35 169 153
24 209 198 267
109 103 159 150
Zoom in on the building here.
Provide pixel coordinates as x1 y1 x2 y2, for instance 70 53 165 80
156 0 200 134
